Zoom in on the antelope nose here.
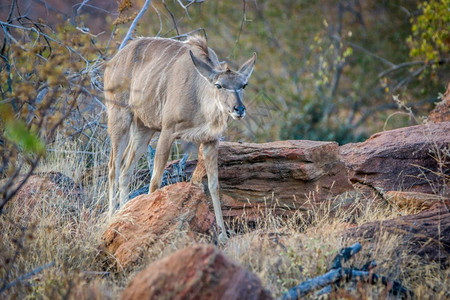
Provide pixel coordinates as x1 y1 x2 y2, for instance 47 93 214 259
234 105 246 116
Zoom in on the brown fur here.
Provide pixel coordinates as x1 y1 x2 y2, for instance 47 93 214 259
104 36 256 243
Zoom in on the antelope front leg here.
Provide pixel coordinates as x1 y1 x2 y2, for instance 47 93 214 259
202 141 227 244
149 129 175 193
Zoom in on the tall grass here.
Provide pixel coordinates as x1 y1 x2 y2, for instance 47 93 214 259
0 129 116 298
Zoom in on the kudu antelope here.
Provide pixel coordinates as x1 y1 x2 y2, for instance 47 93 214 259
104 36 256 243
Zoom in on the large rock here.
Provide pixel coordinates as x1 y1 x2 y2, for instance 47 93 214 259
3 171 83 218
428 82 450 123
340 122 450 194
101 182 215 271
343 205 450 267
120 244 273 300
385 191 445 211
192 140 353 218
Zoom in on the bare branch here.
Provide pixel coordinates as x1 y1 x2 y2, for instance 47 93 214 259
170 28 207 41
330 34 395 67
232 0 249 53
0 21 90 69
76 0 91 16
0 262 55 293
151 1 163 37
119 0 152 50
330 242 362 269
281 242 412 299
163 0 180 36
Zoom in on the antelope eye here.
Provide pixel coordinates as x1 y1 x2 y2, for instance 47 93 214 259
242 83 248 89
215 83 222 89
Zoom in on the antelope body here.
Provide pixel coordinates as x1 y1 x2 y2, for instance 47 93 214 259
104 36 256 243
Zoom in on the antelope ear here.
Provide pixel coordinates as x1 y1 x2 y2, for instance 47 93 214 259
189 50 217 82
239 52 257 80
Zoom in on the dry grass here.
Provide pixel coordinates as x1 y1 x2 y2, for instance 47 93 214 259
0 131 448 299
221 198 449 299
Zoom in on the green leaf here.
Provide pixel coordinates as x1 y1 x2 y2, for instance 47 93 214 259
5 120 46 156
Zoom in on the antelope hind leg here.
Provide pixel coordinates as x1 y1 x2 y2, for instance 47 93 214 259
107 110 131 217
119 121 155 206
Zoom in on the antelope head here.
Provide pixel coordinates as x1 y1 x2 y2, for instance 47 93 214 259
190 51 257 120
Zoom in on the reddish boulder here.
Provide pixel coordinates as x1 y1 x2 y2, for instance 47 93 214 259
340 122 450 194
343 205 450 267
192 140 353 218
385 191 445 211
428 82 450 123
101 182 215 271
120 244 273 300
3 171 83 218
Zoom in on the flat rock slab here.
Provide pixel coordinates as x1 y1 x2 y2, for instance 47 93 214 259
385 191 446 211
193 140 353 216
101 182 215 271
343 205 450 267
340 122 450 194
120 244 273 300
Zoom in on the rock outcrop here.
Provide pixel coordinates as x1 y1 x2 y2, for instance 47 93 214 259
343 205 450 267
385 191 445 211
120 244 273 300
428 82 450 123
4 171 83 218
192 140 353 218
340 122 450 194
101 182 215 271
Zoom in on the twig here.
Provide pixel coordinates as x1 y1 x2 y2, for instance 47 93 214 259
163 0 180 36
280 243 412 299
280 267 411 299
82 271 110 277
0 21 90 68
171 28 207 41
392 64 427 92
105 25 117 55
0 262 55 293
281 268 345 299
346 40 395 68
330 242 362 269
119 0 152 50
151 1 163 37
76 0 91 16
176 0 198 17
73 1 117 15
32 0 68 18
233 0 248 52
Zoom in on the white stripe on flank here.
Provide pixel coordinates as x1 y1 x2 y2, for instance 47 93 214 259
131 40 157 77
110 54 123 84
154 45 187 114
141 39 157 66
142 41 176 101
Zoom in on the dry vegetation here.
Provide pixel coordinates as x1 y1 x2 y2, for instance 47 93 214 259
1 0 449 299
1 130 448 298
